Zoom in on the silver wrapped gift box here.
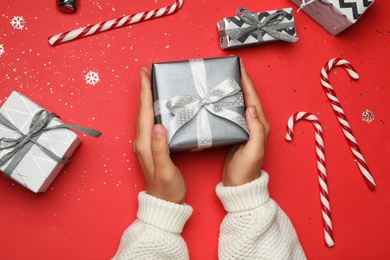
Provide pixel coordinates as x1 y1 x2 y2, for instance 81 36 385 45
152 56 249 152
0 91 100 192
0 92 81 192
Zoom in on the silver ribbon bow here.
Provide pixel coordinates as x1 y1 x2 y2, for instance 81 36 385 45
154 59 248 150
0 110 101 176
225 7 299 43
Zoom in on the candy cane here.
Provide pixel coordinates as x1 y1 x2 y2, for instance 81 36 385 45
286 112 335 248
48 0 184 46
320 58 376 190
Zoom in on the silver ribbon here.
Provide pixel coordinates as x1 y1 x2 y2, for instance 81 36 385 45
223 8 299 43
0 110 101 176
154 59 248 150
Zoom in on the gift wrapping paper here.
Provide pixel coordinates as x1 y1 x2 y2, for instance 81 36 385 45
152 56 249 152
291 0 374 35
217 7 298 50
0 91 81 193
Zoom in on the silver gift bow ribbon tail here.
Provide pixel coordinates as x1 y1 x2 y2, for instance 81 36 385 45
163 59 249 150
0 110 101 176
226 8 299 43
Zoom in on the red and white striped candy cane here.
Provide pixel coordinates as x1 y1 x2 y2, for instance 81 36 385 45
48 0 184 46
286 111 335 248
320 58 376 190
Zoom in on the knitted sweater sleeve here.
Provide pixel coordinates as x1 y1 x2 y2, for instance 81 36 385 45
112 192 193 260
216 171 306 260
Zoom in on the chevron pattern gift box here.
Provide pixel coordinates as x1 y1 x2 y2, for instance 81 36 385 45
291 0 374 35
217 7 299 50
0 91 100 193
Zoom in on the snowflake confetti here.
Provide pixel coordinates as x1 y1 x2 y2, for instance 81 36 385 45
0 44 4 56
362 109 374 123
85 71 100 85
10 16 26 30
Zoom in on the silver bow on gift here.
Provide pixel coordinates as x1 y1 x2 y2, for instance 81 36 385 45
0 110 101 176
225 7 299 43
154 59 249 150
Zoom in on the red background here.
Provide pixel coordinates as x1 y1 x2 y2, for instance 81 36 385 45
1 0 389 259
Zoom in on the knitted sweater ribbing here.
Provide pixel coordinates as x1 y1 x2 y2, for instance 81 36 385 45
113 171 306 259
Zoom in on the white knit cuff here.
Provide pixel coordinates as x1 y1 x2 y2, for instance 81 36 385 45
136 192 193 234
216 170 270 212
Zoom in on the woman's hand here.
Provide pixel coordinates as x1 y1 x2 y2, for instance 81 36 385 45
133 67 186 204
222 59 271 186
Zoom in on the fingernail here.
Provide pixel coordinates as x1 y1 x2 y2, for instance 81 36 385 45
249 106 258 118
153 125 164 137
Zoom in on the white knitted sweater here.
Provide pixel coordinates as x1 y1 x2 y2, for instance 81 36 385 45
113 171 306 259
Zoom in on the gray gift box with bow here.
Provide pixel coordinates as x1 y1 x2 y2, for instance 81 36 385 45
0 92 100 193
217 7 298 50
152 56 249 152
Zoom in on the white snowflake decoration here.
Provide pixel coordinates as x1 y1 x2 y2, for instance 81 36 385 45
0 44 4 56
10 16 26 30
362 109 374 124
85 71 100 85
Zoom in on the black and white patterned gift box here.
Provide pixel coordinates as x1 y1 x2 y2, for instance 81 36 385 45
291 0 374 35
217 7 298 50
